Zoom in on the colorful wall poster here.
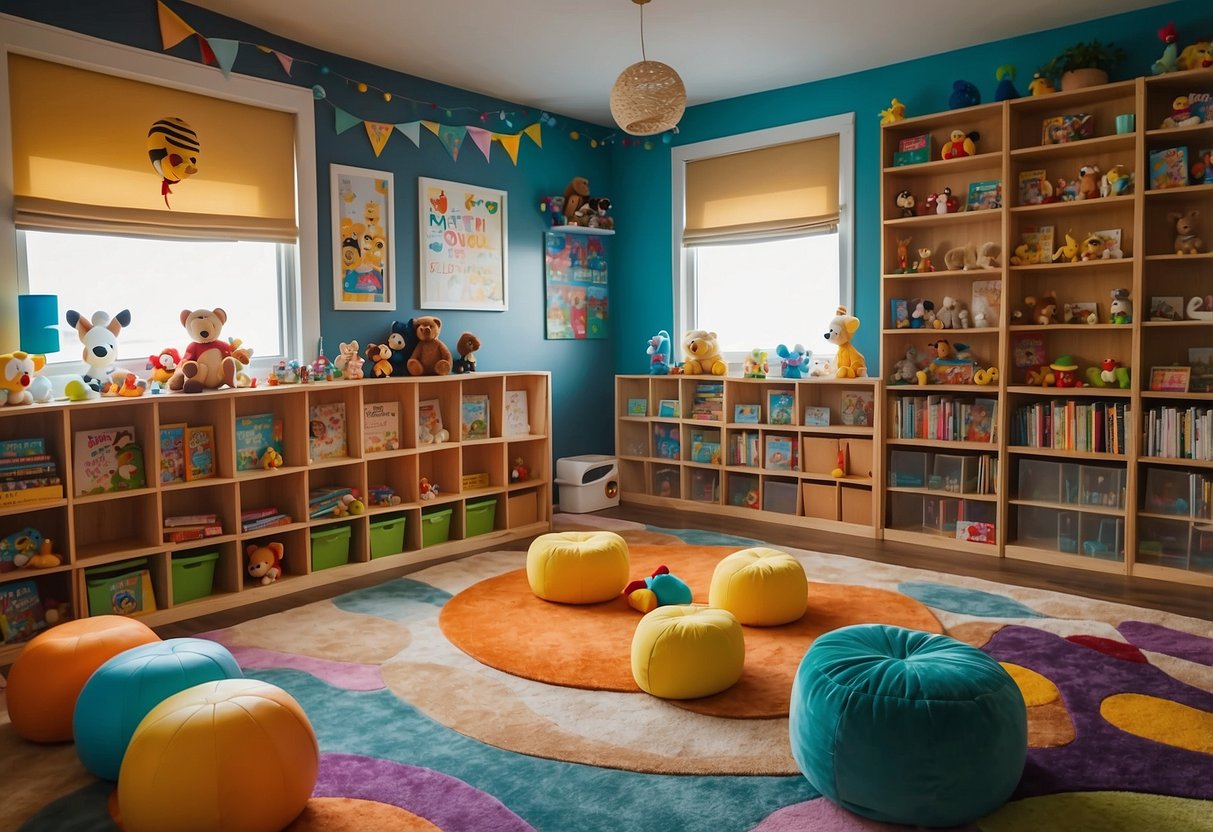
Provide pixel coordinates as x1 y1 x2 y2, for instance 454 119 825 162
544 231 608 340
419 177 507 311
332 164 395 310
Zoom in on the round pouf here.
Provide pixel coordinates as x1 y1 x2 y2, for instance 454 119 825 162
631 605 745 699
118 678 318 832
789 624 1027 828
708 547 807 626
7 615 160 742
74 638 244 780
526 530 630 604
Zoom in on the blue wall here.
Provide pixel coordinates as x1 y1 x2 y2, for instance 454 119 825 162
610 0 1212 376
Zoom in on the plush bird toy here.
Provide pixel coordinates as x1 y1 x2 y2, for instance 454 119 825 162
1152 22 1180 74
624 565 692 613
1028 72 1056 96
942 130 979 159
147 117 200 208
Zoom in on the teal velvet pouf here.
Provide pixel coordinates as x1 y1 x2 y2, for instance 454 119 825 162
789 624 1027 828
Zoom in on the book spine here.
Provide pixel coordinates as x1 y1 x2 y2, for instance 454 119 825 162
0 439 46 457
0 476 63 492
241 514 291 532
164 514 219 527
0 454 53 467
164 525 224 542
0 463 58 480
0 485 63 506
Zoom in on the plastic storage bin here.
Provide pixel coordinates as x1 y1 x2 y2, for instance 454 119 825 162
465 498 498 537
421 507 453 547
86 558 157 617
311 524 352 571
369 515 406 559
171 550 218 604
762 480 799 514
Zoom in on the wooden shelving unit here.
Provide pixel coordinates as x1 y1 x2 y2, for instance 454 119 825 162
0 372 552 664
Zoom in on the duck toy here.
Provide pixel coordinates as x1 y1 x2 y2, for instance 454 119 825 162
941 130 979 159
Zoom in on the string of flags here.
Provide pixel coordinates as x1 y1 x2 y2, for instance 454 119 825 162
154 1 656 163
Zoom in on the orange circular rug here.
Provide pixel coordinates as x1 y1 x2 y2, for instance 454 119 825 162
439 544 941 717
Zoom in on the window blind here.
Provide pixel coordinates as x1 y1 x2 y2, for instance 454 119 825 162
683 134 839 246
9 54 298 242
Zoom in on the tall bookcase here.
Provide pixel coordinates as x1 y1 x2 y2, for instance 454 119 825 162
879 68 1213 586
0 372 551 665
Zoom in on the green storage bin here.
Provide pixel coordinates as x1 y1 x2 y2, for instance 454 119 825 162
465 498 498 537
86 558 155 617
420 507 453 548
311 524 352 571
172 550 219 604
370 515 406 559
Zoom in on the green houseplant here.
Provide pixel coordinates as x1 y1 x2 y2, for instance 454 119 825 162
1040 40 1127 91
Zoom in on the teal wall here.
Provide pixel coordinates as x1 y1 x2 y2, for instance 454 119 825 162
610 0 1212 376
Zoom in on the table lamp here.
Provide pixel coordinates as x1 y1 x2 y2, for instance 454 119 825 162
18 294 59 355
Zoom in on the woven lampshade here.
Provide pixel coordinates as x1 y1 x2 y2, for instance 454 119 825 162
610 59 686 136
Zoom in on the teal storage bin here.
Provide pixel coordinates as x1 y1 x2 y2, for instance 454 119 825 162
171 550 219 604
465 498 498 537
311 524 352 571
420 507 453 548
86 558 155 617
370 515 406 559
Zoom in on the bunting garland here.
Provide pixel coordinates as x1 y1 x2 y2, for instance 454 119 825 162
152 0 641 165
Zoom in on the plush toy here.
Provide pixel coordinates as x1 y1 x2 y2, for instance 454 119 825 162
335 340 365 380
776 343 810 378
1153 23 1181 74
894 189 916 217
562 177 591 225
974 366 999 386
1 527 44 571
1168 209 1204 255
66 309 131 392
910 299 934 329
1034 294 1060 325
1028 72 1056 96
935 296 968 329
825 306 866 379
743 349 769 378
1086 358 1131 389
914 247 936 273
245 542 283 585
586 197 614 230
1178 39 1213 71
879 98 906 125
1052 231 1079 262
452 332 481 374
419 477 439 500
895 236 914 273
1110 288 1133 324
1048 356 1083 388
510 457 529 483
1063 303 1098 325
941 130 979 159
994 64 1020 101
1076 164 1102 200
406 316 452 376
1161 95 1202 128
332 493 366 517
387 319 417 376
623 564 692 614
539 194 565 227
260 446 283 469
647 330 672 375
146 348 180 385
948 80 980 109
889 347 921 385
0 352 46 406
1011 296 1037 325
943 243 999 272
365 343 393 378
681 330 727 375
19 538 62 569
1100 165 1133 198
168 308 249 393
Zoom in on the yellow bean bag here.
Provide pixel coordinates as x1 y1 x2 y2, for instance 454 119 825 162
631 605 745 699
526 530 630 604
708 547 807 626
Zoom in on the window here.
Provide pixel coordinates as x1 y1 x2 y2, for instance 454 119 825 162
672 114 854 364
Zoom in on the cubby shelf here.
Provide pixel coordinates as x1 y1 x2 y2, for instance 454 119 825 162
0 372 552 664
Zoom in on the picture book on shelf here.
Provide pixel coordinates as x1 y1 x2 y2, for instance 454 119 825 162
734 403 761 423
626 398 647 417
690 432 722 465
764 435 795 471
839 391 873 427
417 399 444 443
893 133 931 166
970 280 1002 328
309 402 347 460
0 578 44 643
1190 92 1212 123
657 399 679 418
1149 296 1185 321
1041 113 1092 145
235 413 284 471
503 390 531 436
966 180 1002 211
1149 146 1188 189
767 390 794 425
1190 347 1213 393
461 395 490 440
1017 169 1047 205
1012 334 1049 383
1019 226 1054 263
362 402 400 452
73 426 145 495
159 423 186 484
965 398 997 443
184 425 216 481
803 406 831 427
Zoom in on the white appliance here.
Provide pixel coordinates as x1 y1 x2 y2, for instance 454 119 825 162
554 454 620 513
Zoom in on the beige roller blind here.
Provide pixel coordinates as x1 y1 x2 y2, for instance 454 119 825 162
683 134 839 245
9 54 298 242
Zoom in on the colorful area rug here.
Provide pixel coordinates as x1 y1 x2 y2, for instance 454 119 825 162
5 515 1213 831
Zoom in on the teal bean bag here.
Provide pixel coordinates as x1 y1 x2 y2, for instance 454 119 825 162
789 623 1026 828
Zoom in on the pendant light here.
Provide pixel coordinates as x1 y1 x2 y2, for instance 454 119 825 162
609 0 686 136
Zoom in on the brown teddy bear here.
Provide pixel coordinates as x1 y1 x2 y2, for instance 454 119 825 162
169 308 249 393
452 332 480 374
406 316 452 376
562 177 590 225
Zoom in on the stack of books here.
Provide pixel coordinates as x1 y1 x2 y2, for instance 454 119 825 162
163 513 224 543
0 438 62 506
690 382 724 421
309 486 355 519
241 507 292 533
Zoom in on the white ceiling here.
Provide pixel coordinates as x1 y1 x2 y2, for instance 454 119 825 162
188 0 1166 126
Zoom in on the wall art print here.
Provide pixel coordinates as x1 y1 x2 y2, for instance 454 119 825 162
332 164 395 311
544 231 607 340
419 177 507 311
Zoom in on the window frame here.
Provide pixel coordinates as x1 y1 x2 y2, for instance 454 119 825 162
670 114 855 362
0 13 319 374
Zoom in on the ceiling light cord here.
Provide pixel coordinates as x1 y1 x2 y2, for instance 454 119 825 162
640 4 647 61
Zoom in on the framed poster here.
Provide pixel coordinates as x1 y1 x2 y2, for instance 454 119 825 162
544 231 608 339
1149 366 1190 392
331 164 395 310
419 177 507 311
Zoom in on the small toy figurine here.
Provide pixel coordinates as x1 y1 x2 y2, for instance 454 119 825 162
419 477 439 500
511 457 529 483
1052 230 1079 262
1028 72 1056 96
743 348 769 378
365 343 393 378
246 542 283 585
646 330 672 375
1110 288 1133 324
895 189 917 217
937 187 961 213
310 338 330 379
452 332 481 374
146 348 180 384
994 65 1021 101
896 236 913 273
775 343 810 378
831 445 848 479
1168 209 1204 255
334 340 365 380
260 446 284 469
942 131 979 159
1153 22 1181 74
1086 358 1131 389
914 248 935 273
879 98 906 125
1048 356 1083 388
1161 95 1202 128
948 80 980 109
0 352 46 407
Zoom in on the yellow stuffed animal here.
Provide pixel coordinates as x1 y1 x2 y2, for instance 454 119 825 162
825 306 867 379
681 330 727 375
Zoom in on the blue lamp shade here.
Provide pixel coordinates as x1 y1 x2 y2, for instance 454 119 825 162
18 294 59 355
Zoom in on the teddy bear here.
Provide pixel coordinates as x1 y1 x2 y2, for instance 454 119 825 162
681 330 727 375
365 342 393 378
452 332 481 374
1076 164 1101 200
245 541 283 585
386 319 417 376
334 340 365 380
934 296 968 329
168 308 249 393
889 346 921 385
562 177 590 225
1034 294 1059 325
1110 288 1133 324
825 306 866 378
407 316 452 376
1168 209 1204 255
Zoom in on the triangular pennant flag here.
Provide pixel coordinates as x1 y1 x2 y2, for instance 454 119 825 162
207 38 240 78
495 133 522 166
422 120 441 137
156 1 195 49
394 121 422 147
466 126 493 162
523 122 543 148
197 34 217 66
334 106 362 135
365 121 394 157
273 51 294 76
435 125 467 161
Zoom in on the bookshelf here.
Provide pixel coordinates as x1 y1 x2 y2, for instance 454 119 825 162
0 372 551 664
615 375 879 536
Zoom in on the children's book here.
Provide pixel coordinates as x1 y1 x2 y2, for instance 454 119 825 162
1149 146 1188 190
690 432 722 464
461 395 490 440
890 299 909 328
235 413 284 471
1012 334 1049 383
764 435 795 470
0 438 45 458
970 280 1002 328
893 133 931 166
734 403 762 424
503 390 530 436
767 390 794 425
362 402 400 452
1190 92 1213 123
159 423 187 484
1149 296 1185 321
803 406 831 427
840 391 874 427
966 180 1002 211
965 399 997 443
1017 169 1047 205
418 399 444 443
626 398 647 417
73 426 144 495
1021 226 1054 262
184 425 216 481
0 578 44 643
308 402 347 460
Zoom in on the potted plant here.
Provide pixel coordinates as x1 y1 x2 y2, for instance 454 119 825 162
1040 40 1127 91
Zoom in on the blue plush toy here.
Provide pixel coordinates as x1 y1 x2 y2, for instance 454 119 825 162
949 79 981 110
624 564 692 613
0 527 43 571
386 319 418 377
646 330 671 375
776 343 811 378
994 65 1020 101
